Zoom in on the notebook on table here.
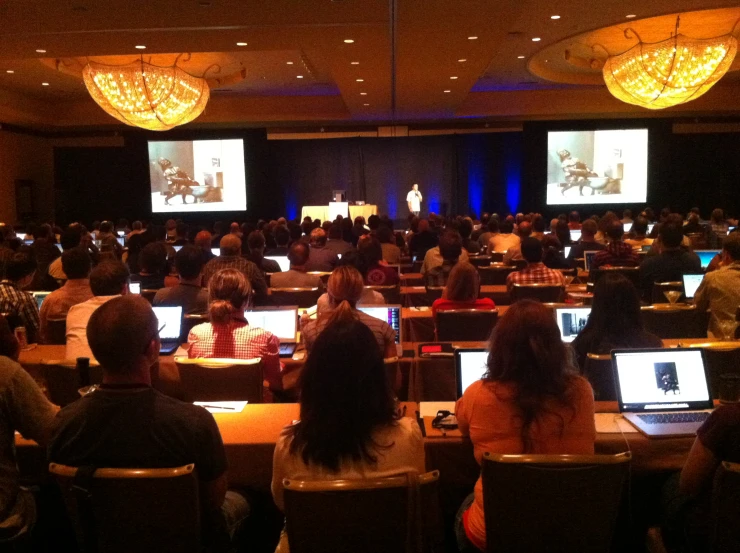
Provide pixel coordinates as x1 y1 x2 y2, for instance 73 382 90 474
245 306 299 357
555 306 591 343
695 250 721 270
265 256 290 272
682 273 704 301
152 306 183 355
357 305 403 357
611 348 713 438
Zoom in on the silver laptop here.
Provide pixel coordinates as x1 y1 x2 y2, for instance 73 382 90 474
454 348 488 397
682 273 704 301
583 250 599 271
245 306 298 357
555 306 591 343
612 348 713 438
265 256 290 272
357 305 403 356
152 306 183 355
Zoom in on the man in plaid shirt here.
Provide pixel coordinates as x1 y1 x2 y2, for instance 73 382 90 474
201 234 267 298
424 230 463 288
0 252 40 343
591 220 639 270
506 238 565 293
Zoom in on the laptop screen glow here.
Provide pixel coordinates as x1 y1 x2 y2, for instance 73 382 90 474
129 282 141 294
563 246 571 258
555 307 591 343
695 250 720 270
32 292 51 310
266 256 290 272
682 273 704 299
570 229 581 242
152 306 182 340
172 245 183 253
357 306 401 344
456 349 488 397
245 308 298 342
613 349 711 412
211 248 220 256
116 237 125 247
623 222 633 233
584 251 599 271
647 223 655 234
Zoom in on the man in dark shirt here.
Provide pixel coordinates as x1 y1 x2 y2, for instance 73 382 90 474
153 245 209 314
640 219 701 300
566 219 605 268
49 296 247 549
409 219 439 260
305 228 338 272
0 252 40 343
324 224 353 258
265 225 290 257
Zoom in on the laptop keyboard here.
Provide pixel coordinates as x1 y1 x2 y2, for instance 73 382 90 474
637 412 710 425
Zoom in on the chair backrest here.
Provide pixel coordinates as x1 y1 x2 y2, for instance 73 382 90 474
49 463 200 553
468 255 492 267
510 283 564 303
712 461 740 553
423 286 444 301
640 304 709 339
477 266 515 285
140 289 158 305
366 285 401 305
583 353 616 401
42 361 104 407
489 252 504 263
175 357 264 403
686 232 708 250
384 356 401 395
482 452 631 553
512 259 527 270
651 281 684 304
270 287 322 308
45 318 67 345
436 309 499 341
697 344 740 399
589 267 640 288
306 271 332 284
180 313 208 343
283 471 442 553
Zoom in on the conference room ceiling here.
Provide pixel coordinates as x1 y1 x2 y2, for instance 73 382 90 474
0 0 739 130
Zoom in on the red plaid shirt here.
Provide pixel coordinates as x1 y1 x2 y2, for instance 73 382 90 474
506 262 565 292
591 241 639 269
187 320 282 390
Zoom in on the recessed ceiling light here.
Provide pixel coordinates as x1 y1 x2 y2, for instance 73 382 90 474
550 15 560 19
135 45 146 50
356 78 364 82
468 36 478 40
296 75 303 79
517 55 526 59
236 42 248 46
42 82 49 86
360 92 367 95
344 39 355 44
458 58 467 62
363 103 369 106
286 61 293 65
350 61 360 65
450 76 458 80
6 70 14 74
36 49 46 53
444 89 451 93
626 14 636 18
532 37 541 42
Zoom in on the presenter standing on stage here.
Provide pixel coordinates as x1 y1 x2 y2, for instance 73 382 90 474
406 183 422 217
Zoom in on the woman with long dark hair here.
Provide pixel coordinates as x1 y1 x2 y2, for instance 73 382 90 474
571 273 662 370
271 319 425 553
454 300 595 552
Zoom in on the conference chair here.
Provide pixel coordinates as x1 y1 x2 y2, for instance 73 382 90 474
482 452 631 553
436 309 499 341
477 265 515 285
175 357 264 403
694 343 740 399
270 287 322 308
366 284 401 305
42 360 103 407
651 281 684 304
44 318 67 345
307 271 332 285
140 289 158 305
489 252 505 263
384 356 402 395
509 283 564 303
583 353 617 401
711 461 740 553
686 232 708 250
468 255 492 267
640 304 709 339
49 463 200 553
180 313 208 343
512 259 527 270
589 267 640 288
282 470 443 553
423 286 444 302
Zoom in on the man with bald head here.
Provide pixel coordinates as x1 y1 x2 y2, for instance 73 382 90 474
49 296 248 548
201 234 266 298
503 221 532 265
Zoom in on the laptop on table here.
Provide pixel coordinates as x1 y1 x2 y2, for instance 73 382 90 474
32 291 51 310
455 348 489 398
357 305 403 357
583 250 599 272
682 273 704 301
695 250 721 270
555 306 591 343
152 306 183 355
245 306 299 357
611 348 713 438
570 229 582 242
265 256 290 272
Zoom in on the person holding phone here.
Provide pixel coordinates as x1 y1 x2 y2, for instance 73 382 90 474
406 183 422 217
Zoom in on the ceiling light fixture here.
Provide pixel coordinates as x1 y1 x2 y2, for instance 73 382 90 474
82 57 210 130
360 92 367 95
135 45 146 50
351 61 360 65
601 17 738 110
626 14 636 19
468 36 478 40
344 39 355 44
36 49 46 53
42 82 49 86
517 55 526 59
551 15 561 19
450 76 458 79
296 75 303 78
236 42 248 46
286 61 293 65
356 78 364 82
6 70 14 74
444 89 451 93
363 103 369 106
532 37 541 42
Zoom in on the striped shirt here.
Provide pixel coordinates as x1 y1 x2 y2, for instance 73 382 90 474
302 310 396 355
201 256 267 297
506 262 565 292
0 280 40 343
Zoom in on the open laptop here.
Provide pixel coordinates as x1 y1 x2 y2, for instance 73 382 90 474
695 250 721 270
554 306 591 343
570 229 582 242
117 230 126 237
211 248 220 256
116 237 125 247
647 223 655 234
129 281 141 294
563 246 571 258
455 348 488 398
152 306 183 355
32 291 51 310
623 222 633 233
682 273 704 301
245 306 299 357
641 244 652 253
172 245 183 253
55 243 63 252
612 348 713 437
265 255 290 272
583 250 599 271
357 305 403 356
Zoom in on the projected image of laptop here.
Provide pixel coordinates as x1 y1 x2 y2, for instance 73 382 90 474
152 306 183 355
695 250 720 270
682 273 704 301
555 307 591 343
357 305 402 356
455 348 488 398
583 251 599 271
245 306 298 357
570 229 582 242
612 348 713 438
265 256 290 272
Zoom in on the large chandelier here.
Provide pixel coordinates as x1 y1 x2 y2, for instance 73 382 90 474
82 57 210 130
601 18 738 110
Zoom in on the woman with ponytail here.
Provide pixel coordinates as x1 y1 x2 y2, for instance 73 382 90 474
187 268 282 394
302 265 397 358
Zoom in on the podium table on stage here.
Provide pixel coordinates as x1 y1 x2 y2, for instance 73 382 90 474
301 204 377 222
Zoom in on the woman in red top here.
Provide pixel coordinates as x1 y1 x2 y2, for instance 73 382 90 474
357 235 400 286
431 262 495 324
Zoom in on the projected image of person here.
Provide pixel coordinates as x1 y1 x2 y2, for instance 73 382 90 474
655 362 680 395
557 149 620 197
158 158 198 206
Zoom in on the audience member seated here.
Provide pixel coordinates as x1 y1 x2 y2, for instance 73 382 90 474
246 231 281 274
621 209 633 225
357 235 400 286
695 233 740 338
409 219 439 260
50 296 248 550
421 230 469 275
506 238 565 293
530 215 546 241
132 242 167 290
266 225 292 257
271 318 424 553
39 247 93 343
270 242 325 290
376 225 401 263
30 223 61 290
202 235 267 299
188 269 281 393
554 220 572 246
0 252 40 344
47 228 79 282
477 218 499 249
503 221 530 265
153 245 209 315
682 212 705 236
194 230 216 265
454 300 596 552
96 220 123 258
566 219 605 268
431 262 495 318
126 220 145 240
305 228 338 273
303 266 396 358
487 219 520 254
639 218 701 299
424 230 464 287
709 207 729 241
590 220 639 270
0 316 58 542
322 224 352 259
571 274 662 370
66 261 130 361
172 222 189 246
568 210 582 230
459 218 480 254
624 216 654 251
541 235 570 269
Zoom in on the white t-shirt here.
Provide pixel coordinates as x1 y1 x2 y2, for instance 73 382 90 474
406 190 422 211
65 295 120 361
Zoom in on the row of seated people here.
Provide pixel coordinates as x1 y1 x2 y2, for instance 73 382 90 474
1 291 737 552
